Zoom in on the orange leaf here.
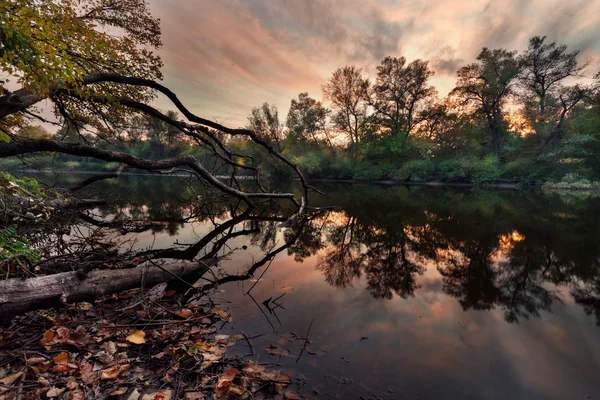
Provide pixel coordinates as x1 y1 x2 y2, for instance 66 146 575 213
52 364 73 373
53 352 69 365
126 330 146 344
175 309 192 318
215 367 238 396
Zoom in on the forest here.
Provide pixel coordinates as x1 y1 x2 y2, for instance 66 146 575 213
6 35 600 188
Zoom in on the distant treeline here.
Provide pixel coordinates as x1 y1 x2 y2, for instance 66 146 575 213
6 36 600 187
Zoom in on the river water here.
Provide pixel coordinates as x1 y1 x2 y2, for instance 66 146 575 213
42 175 600 399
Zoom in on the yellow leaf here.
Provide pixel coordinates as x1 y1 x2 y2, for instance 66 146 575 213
126 330 146 344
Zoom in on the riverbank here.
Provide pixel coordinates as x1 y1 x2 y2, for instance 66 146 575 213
7 168 600 191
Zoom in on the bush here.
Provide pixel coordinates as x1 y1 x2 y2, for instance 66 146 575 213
394 159 436 181
471 154 501 182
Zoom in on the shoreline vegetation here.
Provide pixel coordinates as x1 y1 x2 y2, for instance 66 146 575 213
7 168 600 191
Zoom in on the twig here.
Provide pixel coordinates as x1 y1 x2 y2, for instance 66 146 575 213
241 331 254 355
296 317 315 363
96 315 208 328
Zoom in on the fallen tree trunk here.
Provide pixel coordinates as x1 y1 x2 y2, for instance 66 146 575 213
0 261 214 322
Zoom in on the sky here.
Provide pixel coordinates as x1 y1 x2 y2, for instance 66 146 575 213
148 0 600 127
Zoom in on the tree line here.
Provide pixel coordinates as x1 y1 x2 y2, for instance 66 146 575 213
236 36 600 185
5 31 600 186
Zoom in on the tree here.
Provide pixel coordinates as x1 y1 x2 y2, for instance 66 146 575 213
247 103 285 153
451 48 521 154
0 0 312 206
286 93 332 147
371 57 436 135
322 66 370 152
519 36 587 117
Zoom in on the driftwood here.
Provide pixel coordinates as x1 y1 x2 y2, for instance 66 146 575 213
0 260 215 322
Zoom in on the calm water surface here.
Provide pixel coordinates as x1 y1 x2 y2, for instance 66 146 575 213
45 175 600 398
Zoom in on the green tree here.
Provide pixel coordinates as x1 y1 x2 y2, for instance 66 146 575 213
286 93 332 147
371 57 436 136
452 48 522 154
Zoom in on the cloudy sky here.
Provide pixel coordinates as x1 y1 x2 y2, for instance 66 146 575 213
148 0 600 127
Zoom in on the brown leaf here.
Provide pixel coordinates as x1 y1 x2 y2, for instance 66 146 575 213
69 389 85 400
229 385 246 396
66 380 78 390
47 387 66 398
0 370 24 387
101 364 130 380
37 377 50 387
183 392 206 400
111 388 128 395
126 330 146 344
175 308 193 318
40 329 55 348
80 362 95 385
211 307 230 320
141 388 173 399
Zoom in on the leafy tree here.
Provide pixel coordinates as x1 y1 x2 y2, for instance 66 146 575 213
322 66 370 152
371 57 436 135
286 93 332 147
452 48 522 154
247 103 285 153
0 0 308 207
519 36 588 117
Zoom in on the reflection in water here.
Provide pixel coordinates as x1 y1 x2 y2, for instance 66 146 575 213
42 175 600 399
280 185 600 327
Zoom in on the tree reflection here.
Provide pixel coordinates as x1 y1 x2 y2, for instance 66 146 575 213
46 175 600 326
292 185 600 325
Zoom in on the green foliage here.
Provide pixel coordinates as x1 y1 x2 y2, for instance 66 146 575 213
0 172 45 197
395 159 436 181
0 226 40 268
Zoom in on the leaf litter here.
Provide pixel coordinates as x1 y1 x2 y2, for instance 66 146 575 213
0 286 306 399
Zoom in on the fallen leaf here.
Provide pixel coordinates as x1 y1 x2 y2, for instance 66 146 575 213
101 364 130 380
126 389 141 400
69 389 85 400
111 388 127 396
229 385 246 396
0 370 24 387
183 392 206 400
141 389 173 400
53 352 69 365
77 302 93 310
37 376 50 387
284 392 301 400
215 367 238 397
80 362 95 385
47 387 66 398
40 329 55 348
211 307 230 320
66 380 78 390
175 309 193 318
126 330 146 344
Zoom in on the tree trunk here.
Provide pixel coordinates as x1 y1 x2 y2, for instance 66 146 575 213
0 261 214 322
